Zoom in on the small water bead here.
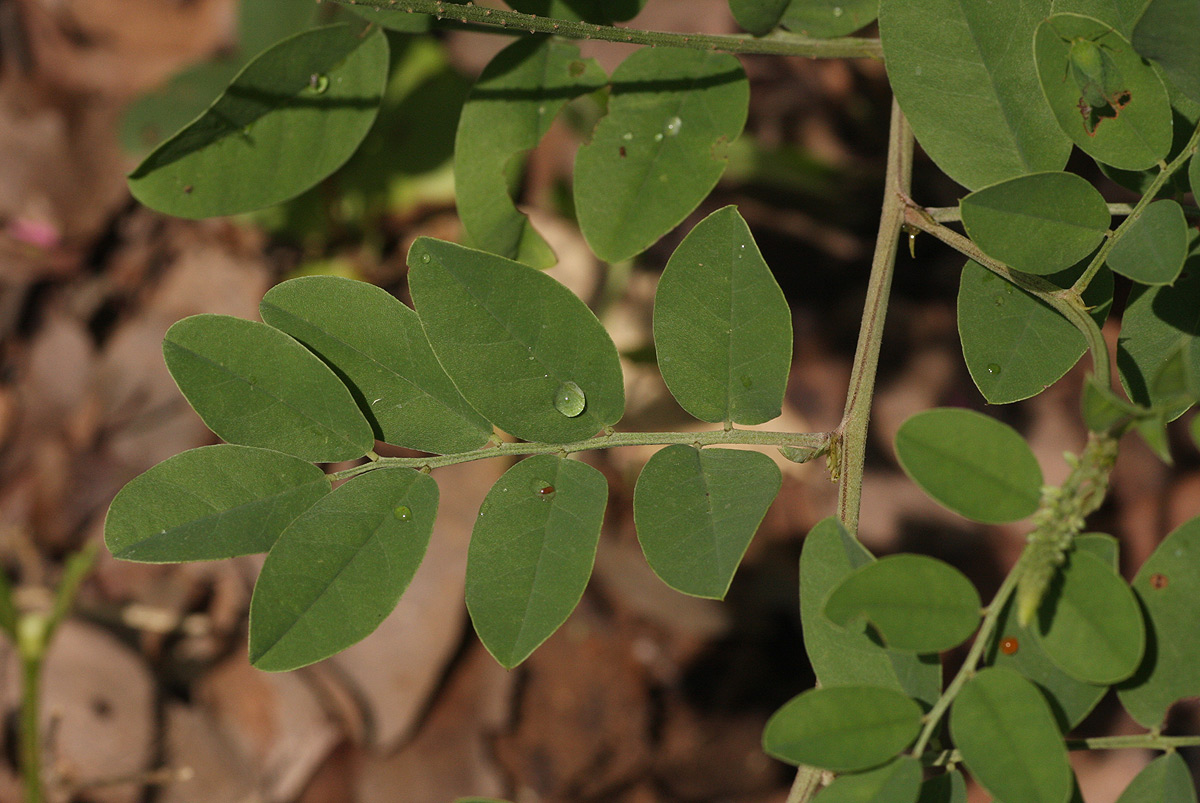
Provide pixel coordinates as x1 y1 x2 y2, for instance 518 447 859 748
832 6 844 16
986 363 1001 375
533 480 556 499
393 505 412 521
622 132 633 141
309 73 330 94
654 132 664 142
664 116 682 136
553 380 586 417
421 253 431 263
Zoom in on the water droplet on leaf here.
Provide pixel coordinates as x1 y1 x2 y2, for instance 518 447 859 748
654 132 664 142
554 381 586 417
987 363 1001 375
309 73 330 94
622 132 633 141
664 116 682 136
832 6 843 16
421 254 431 263
393 505 412 521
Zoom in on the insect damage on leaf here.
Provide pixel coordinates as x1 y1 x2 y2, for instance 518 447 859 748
1057 26 1132 135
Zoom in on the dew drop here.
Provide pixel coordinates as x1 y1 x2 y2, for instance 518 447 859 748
554 380 586 417
421 253 431 263
832 6 844 16
664 116 682 136
1000 636 1019 655
622 132 633 141
393 505 412 521
310 73 330 94
533 480 556 499
986 363 1001 375
654 132 664 142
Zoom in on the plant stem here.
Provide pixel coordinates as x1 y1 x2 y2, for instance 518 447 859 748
20 653 41 803
1071 119 1200 294
922 202 1193 223
785 765 824 803
929 732 1200 765
336 0 884 58
329 428 831 481
900 200 1111 390
835 99 912 535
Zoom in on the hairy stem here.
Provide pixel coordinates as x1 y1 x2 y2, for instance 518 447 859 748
329 428 831 481
335 0 884 58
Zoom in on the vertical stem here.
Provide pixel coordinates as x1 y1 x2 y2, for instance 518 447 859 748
836 99 913 535
17 616 45 803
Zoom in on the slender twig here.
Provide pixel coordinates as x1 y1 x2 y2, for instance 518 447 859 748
334 0 884 58
922 202 1200 223
835 99 912 536
328 428 831 481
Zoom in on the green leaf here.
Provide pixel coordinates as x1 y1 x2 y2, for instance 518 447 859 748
1035 14 1173 170
506 0 646 23
958 260 1113 404
249 468 437 671
653 206 792 424
455 38 607 267
1082 376 1140 433
916 770 967 803
1103 86 1200 195
824 554 981 653
349 5 433 32
950 668 1074 803
879 0 1070 189
1118 516 1200 727
120 62 243 158
1117 242 1200 413
1114 752 1198 803
105 445 329 563
894 408 1043 523
574 48 749 263
987 535 1115 730
408 238 624 444
800 519 941 707
1192 147 1200 199
633 445 781 599
163 314 374 462
762 685 923 771
1107 200 1189 286
466 455 608 668
960 172 1110 276
237 0 326 56
128 25 389 218
812 756 922 803
1132 0 1200 104
259 276 493 454
1050 0 1144 36
730 0 792 35
782 0 880 37
1034 549 1145 684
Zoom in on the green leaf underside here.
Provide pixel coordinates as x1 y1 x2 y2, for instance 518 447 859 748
1114 752 1198 803
574 47 749 263
1035 14 1172 171
654 206 792 425
960 172 1110 276
916 770 968 803
824 554 982 653
879 0 1071 189
812 756 922 803
730 0 791 35
1034 549 1145 684
894 408 1043 523
455 38 607 267
104 445 329 563
249 468 438 671
1117 241 1200 413
1118 516 1200 727
987 534 1115 730
800 519 941 707
782 0 880 38
162 314 374 462
466 456 608 668
959 260 1113 404
763 685 923 771
128 25 389 218
408 238 624 443
260 276 492 454
1133 0 1200 105
634 445 781 599
506 0 646 24
951 668 1074 803
1107 200 1188 285
1050 0 1144 37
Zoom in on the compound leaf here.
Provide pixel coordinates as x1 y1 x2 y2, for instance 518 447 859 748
249 468 438 671
654 206 792 425
260 276 493 454
1107 200 1188 286
163 314 374 462
879 0 1070 189
575 48 748 263
960 172 1110 276
455 38 607 267
763 685 922 771
1132 0 1200 104
466 455 608 668
824 554 981 653
104 445 329 563
1118 516 1200 727
894 408 1043 523
128 25 388 218
951 668 1074 803
634 445 781 599
800 518 941 707
812 756 921 803
408 237 624 444
1114 752 1198 803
